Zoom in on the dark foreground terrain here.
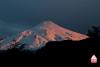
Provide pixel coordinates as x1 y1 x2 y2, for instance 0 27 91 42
0 37 100 66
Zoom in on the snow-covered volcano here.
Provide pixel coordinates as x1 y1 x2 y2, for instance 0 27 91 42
0 21 88 50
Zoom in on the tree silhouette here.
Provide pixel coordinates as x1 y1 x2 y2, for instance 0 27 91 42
87 26 100 38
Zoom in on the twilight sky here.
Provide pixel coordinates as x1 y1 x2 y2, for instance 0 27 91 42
0 0 100 36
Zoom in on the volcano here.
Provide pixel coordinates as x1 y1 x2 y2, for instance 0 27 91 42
0 21 88 51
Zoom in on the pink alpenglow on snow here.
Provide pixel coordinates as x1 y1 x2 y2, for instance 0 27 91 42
0 21 89 50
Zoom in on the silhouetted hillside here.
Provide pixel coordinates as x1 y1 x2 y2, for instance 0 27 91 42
0 37 100 66
37 37 100 66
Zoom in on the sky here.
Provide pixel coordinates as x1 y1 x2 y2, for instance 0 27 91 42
0 0 100 36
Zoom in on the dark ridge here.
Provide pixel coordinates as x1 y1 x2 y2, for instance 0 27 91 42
0 37 100 66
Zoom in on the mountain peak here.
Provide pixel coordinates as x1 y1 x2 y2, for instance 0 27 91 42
42 20 56 25
38 21 58 28
30 21 88 41
0 21 89 51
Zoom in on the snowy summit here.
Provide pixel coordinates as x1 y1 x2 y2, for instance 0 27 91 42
0 21 88 51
